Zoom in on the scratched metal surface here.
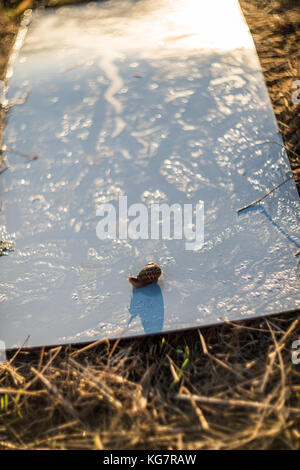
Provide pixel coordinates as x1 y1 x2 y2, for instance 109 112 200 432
0 0 299 348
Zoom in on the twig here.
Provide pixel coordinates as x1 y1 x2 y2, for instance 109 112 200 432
0 166 8 175
237 139 299 213
265 320 287 414
2 87 31 111
0 388 46 396
0 153 9 174
237 174 293 213
258 140 300 160
7 335 30 366
39 420 78 437
68 357 123 410
4 146 38 161
180 385 209 431
198 330 245 380
70 337 109 358
176 393 300 415
30 366 79 421
260 318 298 394
22 346 61 392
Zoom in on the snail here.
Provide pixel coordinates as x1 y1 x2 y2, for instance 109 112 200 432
127 262 162 288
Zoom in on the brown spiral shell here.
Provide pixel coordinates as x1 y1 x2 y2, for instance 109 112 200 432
127 262 162 288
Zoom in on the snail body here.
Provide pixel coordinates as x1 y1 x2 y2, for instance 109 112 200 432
127 262 162 288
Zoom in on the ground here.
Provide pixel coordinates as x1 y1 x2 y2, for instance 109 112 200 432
0 0 300 450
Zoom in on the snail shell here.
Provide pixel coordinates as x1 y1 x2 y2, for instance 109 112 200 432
127 262 162 288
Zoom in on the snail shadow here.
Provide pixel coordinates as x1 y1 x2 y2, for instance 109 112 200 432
128 282 164 335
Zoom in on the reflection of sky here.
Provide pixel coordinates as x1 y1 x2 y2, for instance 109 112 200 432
0 0 299 348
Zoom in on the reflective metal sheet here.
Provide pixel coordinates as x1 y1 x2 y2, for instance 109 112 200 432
0 0 299 348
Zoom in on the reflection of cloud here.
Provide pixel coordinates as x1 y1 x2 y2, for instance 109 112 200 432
99 56 126 138
128 282 164 334
27 0 253 64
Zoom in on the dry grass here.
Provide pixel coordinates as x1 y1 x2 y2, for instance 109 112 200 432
0 0 300 450
0 4 17 172
240 0 300 189
1 316 300 450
